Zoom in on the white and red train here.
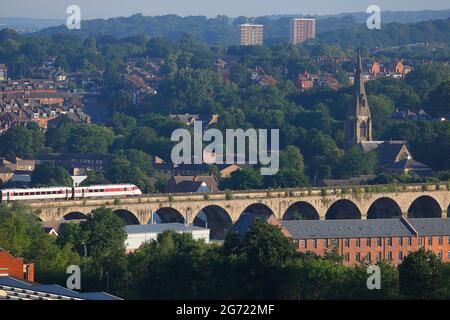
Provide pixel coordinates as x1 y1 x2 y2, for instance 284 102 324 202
0 184 142 202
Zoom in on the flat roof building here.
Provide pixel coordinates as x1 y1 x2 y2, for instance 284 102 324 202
0 64 7 82
125 223 210 252
290 18 316 45
239 23 264 46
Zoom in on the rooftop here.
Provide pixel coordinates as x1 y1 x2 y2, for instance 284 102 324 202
281 218 450 239
125 223 209 235
282 218 415 239
0 276 122 300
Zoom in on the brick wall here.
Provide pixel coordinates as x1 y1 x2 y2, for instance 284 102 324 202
296 236 450 267
0 250 34 282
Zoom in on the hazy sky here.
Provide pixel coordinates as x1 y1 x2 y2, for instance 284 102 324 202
0 0 449 19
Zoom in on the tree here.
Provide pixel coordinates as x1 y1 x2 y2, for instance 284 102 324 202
266 169 309 189
79 207 128 293
335 146 377 178
398 248 445 299
405 63 450 98
427 80 450 118
128 230 218 299
220 169 264 190
105 155 151 192
67 124 115 154
223 220 299 299
368 94 395 137
0 125 34 158
111 113 137 135
0 203 81 285
280 145 305 171
31 163 73 187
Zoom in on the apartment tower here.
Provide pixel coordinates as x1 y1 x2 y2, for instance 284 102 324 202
290 18 316 45
239 23 264 46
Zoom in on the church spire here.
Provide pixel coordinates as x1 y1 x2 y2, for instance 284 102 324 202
345 51 372 148
356 50 363 76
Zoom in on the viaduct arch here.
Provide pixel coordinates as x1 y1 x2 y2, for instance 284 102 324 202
32 184 450 231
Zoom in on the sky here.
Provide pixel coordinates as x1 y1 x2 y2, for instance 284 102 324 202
0 0 449 19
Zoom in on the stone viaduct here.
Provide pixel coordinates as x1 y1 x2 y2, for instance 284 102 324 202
27 183 450 239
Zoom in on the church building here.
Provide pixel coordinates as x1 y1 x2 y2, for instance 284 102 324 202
345 51 372 148
344 51 432 177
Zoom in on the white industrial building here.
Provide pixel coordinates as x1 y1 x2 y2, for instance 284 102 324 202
125 223 210 252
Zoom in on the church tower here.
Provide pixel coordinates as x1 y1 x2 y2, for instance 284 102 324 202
345 51 372 148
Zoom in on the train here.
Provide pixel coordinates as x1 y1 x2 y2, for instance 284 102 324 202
0 184 142 202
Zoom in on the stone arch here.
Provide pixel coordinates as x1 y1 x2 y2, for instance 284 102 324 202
63 212 88 221
408 196 442 218
283 201 319 220
114 209 140 225
152 207 185 224
367 197 402 219
326 199 361 220
193 205 232 240
241 203 274 218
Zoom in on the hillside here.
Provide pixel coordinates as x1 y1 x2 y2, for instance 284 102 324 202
30 13 450 50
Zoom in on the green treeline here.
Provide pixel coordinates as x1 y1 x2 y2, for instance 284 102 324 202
1 28 450 191
1 203 449 299
32 14 450 49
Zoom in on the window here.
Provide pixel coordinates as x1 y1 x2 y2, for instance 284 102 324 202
438 251 443 260
356 253 361 262
407 238 412 246
303 240 307 249
345 253 350 262
376 252 382 262
345 239 350 247
377 238 382 246
324 240 329 249
448 251 450 260
366 252 371 262
428 237 433 246
387 252 393 261
359 121 368 139
300 240 307 249
367 238 371 247
399 238 403 246
438 237 443 245
313 240 317 249
398 252 403 261
419 237 423 246
388 238 392 246
356 239 361 247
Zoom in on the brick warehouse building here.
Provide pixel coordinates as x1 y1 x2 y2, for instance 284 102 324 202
281 217 450 266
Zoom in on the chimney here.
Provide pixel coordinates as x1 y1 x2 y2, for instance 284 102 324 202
23 263 35 283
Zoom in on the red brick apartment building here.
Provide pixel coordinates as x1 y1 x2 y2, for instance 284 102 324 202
290 18 316 45
282 218 450 266
0 249 34 282
239 23 264 46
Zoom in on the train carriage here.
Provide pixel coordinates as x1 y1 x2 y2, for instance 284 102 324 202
0 184 142 202
0 187 72 202
75 184 142 198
